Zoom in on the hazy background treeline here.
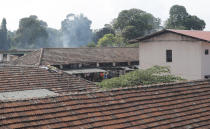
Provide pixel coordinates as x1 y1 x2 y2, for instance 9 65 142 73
0 5 206 50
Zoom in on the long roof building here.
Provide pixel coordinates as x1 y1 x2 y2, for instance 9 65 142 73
9 47 139 66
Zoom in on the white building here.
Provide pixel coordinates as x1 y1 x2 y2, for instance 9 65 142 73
132 29 210 80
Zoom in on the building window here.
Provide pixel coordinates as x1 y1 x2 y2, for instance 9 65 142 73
166 50 172 62
205 49 209 55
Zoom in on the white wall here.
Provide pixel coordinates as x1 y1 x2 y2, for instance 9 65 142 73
7 54 11 62
201 42 210 78
0 54 3 62
139 32 202 80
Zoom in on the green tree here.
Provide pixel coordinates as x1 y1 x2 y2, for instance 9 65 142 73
97 34 115 47
93 24 115 43
113 8 161 40
121 26 136 40
87 42 96 48
46 27 62 48
14 15 48 49
184 15 206 30
0 18 10 50
61 13 92 47
97 34 125 47
98 66 184 89
165 5 205 30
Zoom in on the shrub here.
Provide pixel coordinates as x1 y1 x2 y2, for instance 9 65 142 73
98 66 184 89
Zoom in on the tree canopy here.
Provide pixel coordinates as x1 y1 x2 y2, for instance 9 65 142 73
97 34 124 47
61 13 92 47
93 24 115 43
46 27 62 48
13 15 48 49
0 6 207 50
0 18 10 50
113 8 161 40
87 42 96 48
165 5 206 30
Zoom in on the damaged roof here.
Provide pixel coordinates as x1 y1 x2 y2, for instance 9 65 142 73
9 47 139 65
129 29 210 43
0 49 37 54
1 79 210 128
0 65 98 93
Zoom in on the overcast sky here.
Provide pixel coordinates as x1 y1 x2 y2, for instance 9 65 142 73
0 0 209 31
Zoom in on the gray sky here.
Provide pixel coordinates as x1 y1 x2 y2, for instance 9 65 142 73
1 0 209 31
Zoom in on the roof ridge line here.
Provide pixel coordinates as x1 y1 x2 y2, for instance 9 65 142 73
167 29 210 43
130 29 210 43
0 64 39 67
38 48 44 66
43 47 138 49
47 79 210 95
2 79 210 102
167 29 210 32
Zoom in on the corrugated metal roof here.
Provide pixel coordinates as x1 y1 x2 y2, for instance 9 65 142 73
64 68 106 74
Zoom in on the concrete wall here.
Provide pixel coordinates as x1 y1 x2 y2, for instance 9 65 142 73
0 54 3 62
6 54 10 62
139 32 202 80
201 42 210 78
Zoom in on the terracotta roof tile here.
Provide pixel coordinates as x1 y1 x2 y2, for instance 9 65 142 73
1 80 210 128
9 47 139 65
0 65 98 94
132 29 210 43
169 29 210 42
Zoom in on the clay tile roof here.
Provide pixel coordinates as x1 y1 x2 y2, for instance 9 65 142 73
130 29 210 43
0 49 36 54
169 29 210 42
1 79 210 128
0 65 98 94
9 47 139 66
8 49 42 65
